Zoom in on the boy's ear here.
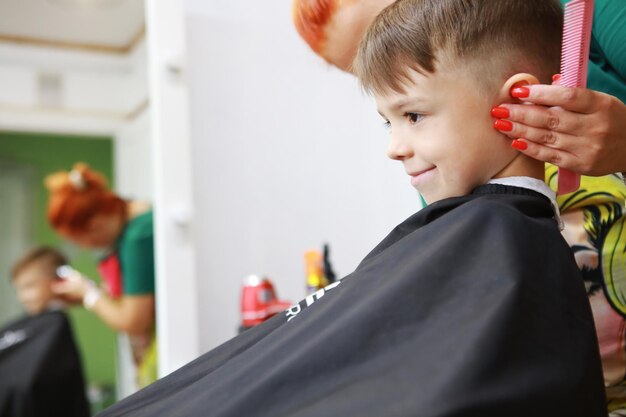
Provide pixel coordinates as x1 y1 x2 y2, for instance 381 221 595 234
498 73 540 103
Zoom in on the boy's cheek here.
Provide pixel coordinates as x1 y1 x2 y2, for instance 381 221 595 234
19 288 46 306
16 289 30 303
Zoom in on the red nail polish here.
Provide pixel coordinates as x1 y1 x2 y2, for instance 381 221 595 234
490 106 510 119
511 139 528 150
494 119 513 131
510 86 530 98
552 73 561 82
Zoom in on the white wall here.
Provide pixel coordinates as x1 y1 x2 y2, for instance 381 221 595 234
0 40 148 136
184 1 421 353
145 0 200 375
114 109 153 201
112 39 153 202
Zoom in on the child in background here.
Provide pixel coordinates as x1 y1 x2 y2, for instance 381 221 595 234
98 1 607 416
11 246 67 315
0 246 89 417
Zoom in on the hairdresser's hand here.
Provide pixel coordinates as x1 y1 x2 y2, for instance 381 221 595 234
491 83 626 176
51 271 95 305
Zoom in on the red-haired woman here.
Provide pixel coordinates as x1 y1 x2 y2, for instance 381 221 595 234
46 162 157 387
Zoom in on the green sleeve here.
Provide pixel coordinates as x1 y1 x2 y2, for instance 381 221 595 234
591 0 626 81
118 213 156 296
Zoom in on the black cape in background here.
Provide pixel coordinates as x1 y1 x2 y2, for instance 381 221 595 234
100 185 607 417
0 310 90 417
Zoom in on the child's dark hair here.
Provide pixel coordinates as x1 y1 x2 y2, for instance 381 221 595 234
11 246 68 281
354 0 563 95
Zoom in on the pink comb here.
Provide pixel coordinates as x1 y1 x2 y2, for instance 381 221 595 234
557 0 594 195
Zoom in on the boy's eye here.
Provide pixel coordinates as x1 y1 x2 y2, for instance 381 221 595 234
405 112 424 124
383 120 391 130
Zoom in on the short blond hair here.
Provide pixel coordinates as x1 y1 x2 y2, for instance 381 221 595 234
354 0 563 95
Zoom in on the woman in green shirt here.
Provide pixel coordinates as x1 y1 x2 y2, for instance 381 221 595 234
45 162 157 388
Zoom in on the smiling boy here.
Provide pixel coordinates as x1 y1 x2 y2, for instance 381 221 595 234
97 1 607 416
373 67 546 203
355 0 555 204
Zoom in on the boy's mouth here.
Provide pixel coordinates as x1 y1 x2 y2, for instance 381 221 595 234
409 166 436 187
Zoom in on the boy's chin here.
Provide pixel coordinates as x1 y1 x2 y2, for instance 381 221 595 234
25 308 41 316
25 304 46 315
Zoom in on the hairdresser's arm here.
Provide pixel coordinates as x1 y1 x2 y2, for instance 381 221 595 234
52 278 154 335
89 294 154 335
493 85 626 176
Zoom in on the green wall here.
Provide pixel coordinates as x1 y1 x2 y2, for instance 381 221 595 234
0 131 118 401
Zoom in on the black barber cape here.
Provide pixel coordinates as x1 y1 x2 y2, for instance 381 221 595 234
0 310 90 417
100 185 607 417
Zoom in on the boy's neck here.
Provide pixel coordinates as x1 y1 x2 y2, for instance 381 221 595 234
492 153 545 182
46 299 66 311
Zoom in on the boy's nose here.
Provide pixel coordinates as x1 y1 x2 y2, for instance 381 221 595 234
386 135 412 161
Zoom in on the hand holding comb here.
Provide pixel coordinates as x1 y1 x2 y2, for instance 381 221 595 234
556 0 594 195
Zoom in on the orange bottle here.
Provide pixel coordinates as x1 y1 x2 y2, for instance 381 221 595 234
304 250 328 294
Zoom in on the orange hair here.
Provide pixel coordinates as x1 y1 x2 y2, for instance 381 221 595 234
292 0 338 56
45 162 126 234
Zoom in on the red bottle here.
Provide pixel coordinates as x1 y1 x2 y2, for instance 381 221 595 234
240 275 291 331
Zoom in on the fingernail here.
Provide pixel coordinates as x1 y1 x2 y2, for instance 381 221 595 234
510 86 530 98
511 139 528 150
494 119 513 131
490 106 510 119
552 73 561 82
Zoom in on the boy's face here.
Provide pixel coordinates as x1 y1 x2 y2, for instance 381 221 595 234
13 265 57 315
376 64 517 204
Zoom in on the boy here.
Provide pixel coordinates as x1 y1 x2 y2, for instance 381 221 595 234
99 1 606 416
11 246 67 315
0 247 90 417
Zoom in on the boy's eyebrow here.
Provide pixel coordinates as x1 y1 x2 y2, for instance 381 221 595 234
392 97 426 108
377 96 426 117
376 97 425 119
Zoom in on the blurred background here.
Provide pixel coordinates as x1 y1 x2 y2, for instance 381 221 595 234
0 0 419 413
